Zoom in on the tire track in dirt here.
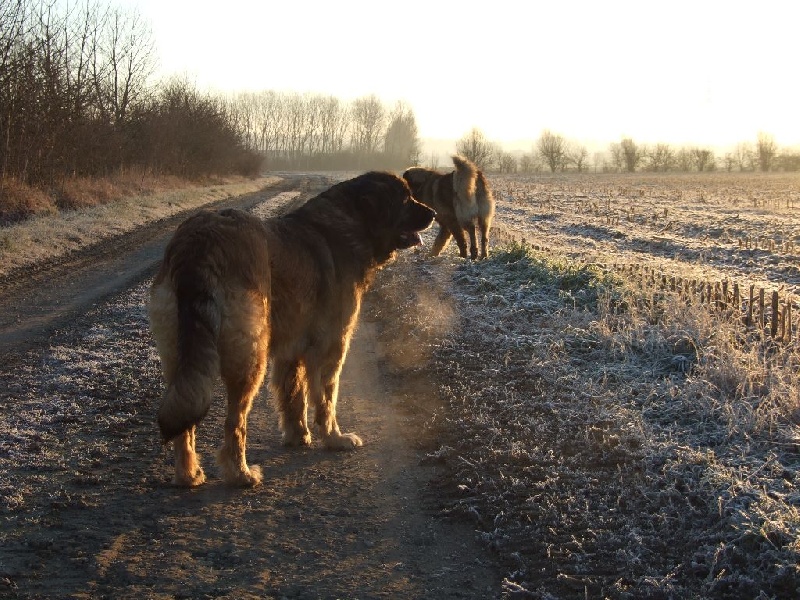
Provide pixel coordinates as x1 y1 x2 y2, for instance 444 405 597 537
0 176 320 359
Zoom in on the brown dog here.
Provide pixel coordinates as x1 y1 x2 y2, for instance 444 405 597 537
148 172 435 487
403 155 494 259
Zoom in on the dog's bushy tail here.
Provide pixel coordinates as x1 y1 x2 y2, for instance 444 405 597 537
452 155 478 201
153 270 221 442
451 155 478 221
475 170 495 220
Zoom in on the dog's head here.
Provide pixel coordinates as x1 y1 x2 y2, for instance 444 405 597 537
320 171 435 263
401 167 438 199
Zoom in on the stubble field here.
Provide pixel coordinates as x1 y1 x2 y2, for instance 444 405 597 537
384 170 800 598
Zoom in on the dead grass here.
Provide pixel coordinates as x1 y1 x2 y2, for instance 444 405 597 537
0 178 58 222
0 168 268 223
0 174 280 278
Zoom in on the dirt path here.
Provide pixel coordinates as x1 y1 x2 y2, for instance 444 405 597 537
0 176 322 357
0 176 501 598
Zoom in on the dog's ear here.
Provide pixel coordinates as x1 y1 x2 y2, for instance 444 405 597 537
349 172 409 225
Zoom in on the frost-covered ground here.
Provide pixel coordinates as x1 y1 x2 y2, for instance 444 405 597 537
1 171 797 598
372 172 800 598
490 172 800 292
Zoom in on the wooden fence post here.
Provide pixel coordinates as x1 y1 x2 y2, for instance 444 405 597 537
771 291 779 339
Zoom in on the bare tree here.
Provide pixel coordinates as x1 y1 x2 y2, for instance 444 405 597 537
537 130 566 173
673 148 691 171
733 142 754 171
646 143 674 172
319 95 347 156
92 6 155 124
350 94 386 158
618 138 644 173
519 153 538 173
722 153 736 172
456 127 493 170
756 132 776 172
568 142 589 172
383 101 420 168
496 149 517 173
691 147 715 172
258 90 286 161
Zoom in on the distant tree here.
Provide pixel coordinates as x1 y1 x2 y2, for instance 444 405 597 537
319 95 348 156
426 152 440 169
691 147 715 172
383 101 420 168
283 93 309 164
537 130 566 173
756 132 777 172
608 143 623 171
568 143 589 172
646 144 674 172
592 152 608 172
497 150 517 174
776 152 800 172
519 153 536 173
733 142 754 171
675 147 694 171
722 153 736 172
456 127 494 170
619 138 643 172
350 94 386 157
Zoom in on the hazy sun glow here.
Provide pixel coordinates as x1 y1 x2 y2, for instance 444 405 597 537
123 0 799 150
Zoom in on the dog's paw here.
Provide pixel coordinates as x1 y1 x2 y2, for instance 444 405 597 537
173 467 206 487
238 464 263 487
323 432 363 450
223 464 263 487
282 429 312 447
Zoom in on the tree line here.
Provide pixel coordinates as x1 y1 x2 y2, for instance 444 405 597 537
3 0 793 195
227 92 420 171
0 0 422 192
0 0 266 185
453 128 798 174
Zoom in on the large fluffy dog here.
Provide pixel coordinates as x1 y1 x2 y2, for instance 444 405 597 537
148 172 435 487
402 155 495 259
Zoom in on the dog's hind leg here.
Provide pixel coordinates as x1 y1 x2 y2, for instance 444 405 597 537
430 225 453 257
173 426 206 487
479 216 490 259
217 362 266 486
466 220 478 260
271 358 311 447
452 226 469 258
216 296 268 486
217 364 267 486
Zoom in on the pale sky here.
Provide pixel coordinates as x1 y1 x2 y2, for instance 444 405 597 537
122 0 799 150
